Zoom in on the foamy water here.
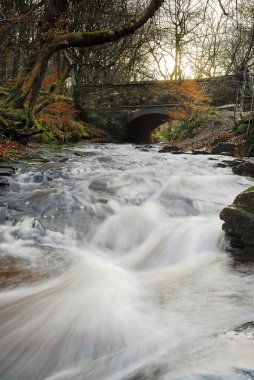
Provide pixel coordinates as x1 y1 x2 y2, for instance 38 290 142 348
0 144 254 380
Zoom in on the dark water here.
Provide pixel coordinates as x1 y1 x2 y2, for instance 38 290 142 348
0 144 254 380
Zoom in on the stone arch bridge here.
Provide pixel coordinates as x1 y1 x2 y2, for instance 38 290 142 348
74 77 237 143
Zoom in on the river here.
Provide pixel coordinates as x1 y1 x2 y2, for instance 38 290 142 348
0 143 254 380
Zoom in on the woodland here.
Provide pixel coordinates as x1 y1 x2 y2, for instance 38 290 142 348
0 0 253 146
1 3 254 378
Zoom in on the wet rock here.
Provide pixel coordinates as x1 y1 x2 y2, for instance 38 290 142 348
191 149 209 155
59 157 69 162
211 142 236 155
220 187 254 246
213 158 243 170
0 255 47 289
171 150 186 154
234 321 254 335
35 157 51 163
0 167 15 176
0 178 9 187
89 180 107 192
223 233 254 263
223 321 254 343
135 145 153 151
73 151 96 157
0 206 7 224
158 145 181 153
215 162 228 168
0 164 16 189
74 151 85 157
233 161 254 177
221 159 243 168
235 369 254 378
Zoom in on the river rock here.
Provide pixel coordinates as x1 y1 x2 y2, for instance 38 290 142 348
222 159 243 168
222 321 254 343
211 142 236 155
158 145 181 153
215 159 243 169
0 167 15 176
191 149 209 155
0 178 9 187
0 164 16 189
220 187 254 245
215 162 228 168
0 255 46 289
233 161 254 177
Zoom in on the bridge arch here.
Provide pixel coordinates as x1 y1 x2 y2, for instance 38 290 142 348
74 77 237 142
124 111 170 143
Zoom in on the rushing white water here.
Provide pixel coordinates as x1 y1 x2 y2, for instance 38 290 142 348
0 144 254 380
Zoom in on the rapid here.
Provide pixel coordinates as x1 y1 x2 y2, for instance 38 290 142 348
0 143 254 380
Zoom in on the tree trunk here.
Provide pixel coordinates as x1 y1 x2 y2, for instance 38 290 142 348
8 0 164 123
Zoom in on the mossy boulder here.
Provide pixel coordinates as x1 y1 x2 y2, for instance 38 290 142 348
0 107 43 142
220 187 254 245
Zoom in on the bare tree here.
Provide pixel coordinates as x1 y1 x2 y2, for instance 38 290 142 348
5 0 164 124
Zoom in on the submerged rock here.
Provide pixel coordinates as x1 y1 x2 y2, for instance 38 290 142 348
223 321 254 343
234 321 254 335
0 255 47 289
220 187 254 246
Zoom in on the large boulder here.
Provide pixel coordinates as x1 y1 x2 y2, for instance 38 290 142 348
220 187 254 245
211 142 236 155
233 161 254 177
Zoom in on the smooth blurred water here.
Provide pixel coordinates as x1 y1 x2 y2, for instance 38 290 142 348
0 144 254 380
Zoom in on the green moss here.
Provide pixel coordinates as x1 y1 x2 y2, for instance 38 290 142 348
3 151 24 160
6 85 23 108
0 115 8 127
80 30 110 37
243 186 254 193
79 124 91 139
234 123 247 135
0 107 46 143
30 122 55 143
0 86 11 98
237 112 254 125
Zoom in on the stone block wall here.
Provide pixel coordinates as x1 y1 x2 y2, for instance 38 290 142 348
73 76 237 141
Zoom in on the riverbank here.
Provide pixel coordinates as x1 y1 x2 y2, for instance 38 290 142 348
0 88 112 153
156 108 248 156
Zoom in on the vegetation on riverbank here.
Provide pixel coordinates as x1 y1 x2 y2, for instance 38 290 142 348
0 86 112 158
154 108 248 156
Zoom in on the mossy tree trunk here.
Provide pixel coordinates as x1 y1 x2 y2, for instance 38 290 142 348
6 0 164 126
